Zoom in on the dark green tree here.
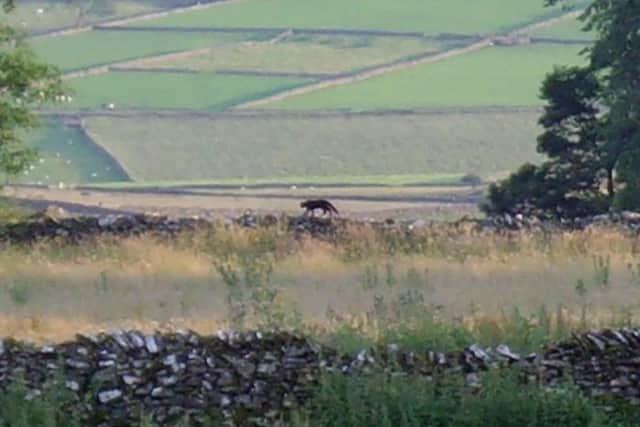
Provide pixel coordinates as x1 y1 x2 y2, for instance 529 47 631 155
0 0 66 181
484 66 608 218
484 0 640 216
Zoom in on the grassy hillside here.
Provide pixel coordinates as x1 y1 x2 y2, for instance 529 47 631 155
265 44 587 110
68 72 309 110
31 31 255 71
83 111 543 181
131 35 448 74
9 121 128 185
140 0 572 35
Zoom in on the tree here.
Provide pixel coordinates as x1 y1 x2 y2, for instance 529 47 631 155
0 0 66 181
484 0 640 217
483 66 609 218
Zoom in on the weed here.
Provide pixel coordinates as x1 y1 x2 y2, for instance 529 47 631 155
592 255 611 288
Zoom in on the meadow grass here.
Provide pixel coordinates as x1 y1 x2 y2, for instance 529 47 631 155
66 71 309 110
132 35 447 75
266 44 587 110
83 111 542 182
139 0 574 35
7 120 128 186
31 30 257 71
2 221 640 348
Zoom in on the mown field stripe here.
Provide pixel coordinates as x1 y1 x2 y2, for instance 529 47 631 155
80 173 469 190
39 106 543 119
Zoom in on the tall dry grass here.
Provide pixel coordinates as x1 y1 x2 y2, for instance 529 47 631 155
1 222 639 346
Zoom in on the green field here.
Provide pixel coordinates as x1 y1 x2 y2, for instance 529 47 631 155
141 0 576 35
4 1 157 34
91 173 468 189
17 1 594 186
83 111 543 182
68 72 309 110
9 121 128 185
31 31 258 71
134 35 449 74
529 16 595 40
266 44 586 111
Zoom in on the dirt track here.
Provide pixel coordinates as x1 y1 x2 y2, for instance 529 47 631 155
4 185 481 220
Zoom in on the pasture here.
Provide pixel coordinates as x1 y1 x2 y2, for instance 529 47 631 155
7 121 128 185
127 35 448 75
31 30 254 71
139 0 576 35
67 71 309 110
528 16 595 40
264 43 588 110
82 111 543 182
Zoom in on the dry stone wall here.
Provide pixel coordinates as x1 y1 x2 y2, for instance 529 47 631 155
2 209 640 245
2 329 640 426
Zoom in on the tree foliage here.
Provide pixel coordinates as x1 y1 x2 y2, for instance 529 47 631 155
0 0 66 179
484 0 640 217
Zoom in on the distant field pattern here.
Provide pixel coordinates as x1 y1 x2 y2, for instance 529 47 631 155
131 35 449 75
140 0 573 35
18 0 592 186
32 31 253 71
265 44 586 110
68 72 309 110
83 112 543 182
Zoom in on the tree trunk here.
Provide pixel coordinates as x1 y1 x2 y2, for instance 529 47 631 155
607 167 615 197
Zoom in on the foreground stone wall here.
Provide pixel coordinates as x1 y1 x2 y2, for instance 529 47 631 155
2 209 640 245
2 328 640 426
